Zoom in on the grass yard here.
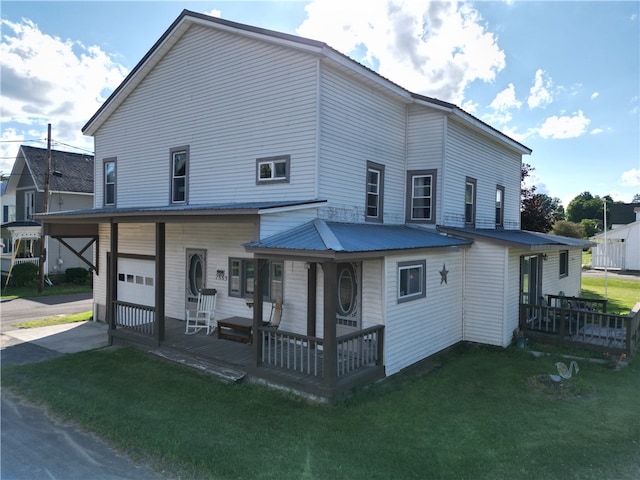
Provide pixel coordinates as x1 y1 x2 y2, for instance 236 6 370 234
0 284 92 301
580 277 640 314
3 345 639 480
14 310 93 329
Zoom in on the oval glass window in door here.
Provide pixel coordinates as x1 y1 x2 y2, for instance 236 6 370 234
337 264 356 316
189 253 204 296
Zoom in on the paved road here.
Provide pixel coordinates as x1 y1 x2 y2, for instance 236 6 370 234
1 293 165 480
1 292 93 330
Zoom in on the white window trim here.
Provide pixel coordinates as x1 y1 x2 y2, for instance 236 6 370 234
398 260 426 303
104 158 116 206
406 170 436 224
256 155 290 184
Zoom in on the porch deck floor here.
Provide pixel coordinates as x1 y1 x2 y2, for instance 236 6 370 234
162 318 253 368
159 319 370 397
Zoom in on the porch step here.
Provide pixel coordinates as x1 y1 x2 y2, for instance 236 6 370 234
149 348 247 384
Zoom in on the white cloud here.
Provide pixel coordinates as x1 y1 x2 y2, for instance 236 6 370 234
204 9 222 18
490 83 521 111
527 69 552 109
590 128 604 134
620 168 640 187
0 18 128 173
590 91 599 100
537 110 590 139
297 0 505 104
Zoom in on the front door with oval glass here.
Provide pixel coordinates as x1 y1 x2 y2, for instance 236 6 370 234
336 262 361 336
186 249 206 312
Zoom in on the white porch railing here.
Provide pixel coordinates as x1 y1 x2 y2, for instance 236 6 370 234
113 301 155 336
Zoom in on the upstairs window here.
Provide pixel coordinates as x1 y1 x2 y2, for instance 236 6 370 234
171 146 189 204
406 170 437 223
465 177 476 227
104 158 116 206
559 250 569 278
257 155 290 183
366 161 384 222
24 191 35 220
495 185 505 228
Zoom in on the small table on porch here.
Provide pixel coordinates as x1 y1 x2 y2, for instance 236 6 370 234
217 316 253 344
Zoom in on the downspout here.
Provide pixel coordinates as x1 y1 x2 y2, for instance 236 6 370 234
314 58 321 202
461 247 466 341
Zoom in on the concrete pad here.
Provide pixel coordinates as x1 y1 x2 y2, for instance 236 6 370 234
4 321 109 354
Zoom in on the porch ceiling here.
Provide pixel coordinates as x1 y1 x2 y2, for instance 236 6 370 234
244 219 472 260
438 226 595 251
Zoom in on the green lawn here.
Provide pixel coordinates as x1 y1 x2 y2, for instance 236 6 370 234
14 310 93 329
3 345 639 479
0 284 92 300
580 277 640 314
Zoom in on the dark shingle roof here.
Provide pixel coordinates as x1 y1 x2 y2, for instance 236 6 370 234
609 203 640 225
245 219 472 254
21 145 94 194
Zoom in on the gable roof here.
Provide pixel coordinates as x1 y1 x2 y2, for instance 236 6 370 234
438 227 594 250
82 9 531 156
244 219 472 259
9 145 94 194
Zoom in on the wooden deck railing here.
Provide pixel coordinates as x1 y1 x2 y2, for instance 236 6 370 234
520 300 640 356
259 324 385 379
336 325 384 377
260 328 324 377
113 301 155 336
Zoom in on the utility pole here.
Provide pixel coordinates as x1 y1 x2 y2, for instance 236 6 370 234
38 124 51 292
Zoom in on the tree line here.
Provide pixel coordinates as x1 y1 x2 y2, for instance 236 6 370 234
520 163 640 238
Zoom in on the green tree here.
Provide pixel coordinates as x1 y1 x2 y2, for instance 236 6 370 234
522 193 559 233
551 220 584 239
566 192 613 225
632 193 640 203
579 219 598 238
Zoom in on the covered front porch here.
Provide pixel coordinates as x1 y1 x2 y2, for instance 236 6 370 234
112 315 384 399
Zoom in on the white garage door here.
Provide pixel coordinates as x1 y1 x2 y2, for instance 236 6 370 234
117 258 155 307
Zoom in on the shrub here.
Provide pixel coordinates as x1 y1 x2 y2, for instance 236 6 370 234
12 262 39 287
64 267 89 284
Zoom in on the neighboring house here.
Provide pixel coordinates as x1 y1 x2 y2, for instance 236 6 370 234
40 11 591 399
1 145 95 280
591 205 640 271
1 179 16 256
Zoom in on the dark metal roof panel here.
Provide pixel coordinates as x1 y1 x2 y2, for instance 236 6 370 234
37 199 325 221
439 227 594 248
245 220 472 253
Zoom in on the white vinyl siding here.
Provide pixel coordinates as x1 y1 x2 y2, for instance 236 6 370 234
93 25 318 208
462 240 509 346
442 119 521 229
318 65 407 224
384 252 464 376
540 249 583 299
259 208 319 239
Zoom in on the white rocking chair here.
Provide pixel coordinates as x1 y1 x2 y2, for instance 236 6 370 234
185 288 217 335
263 300 283 330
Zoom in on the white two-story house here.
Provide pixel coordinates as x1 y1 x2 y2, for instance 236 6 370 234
40 10 591 399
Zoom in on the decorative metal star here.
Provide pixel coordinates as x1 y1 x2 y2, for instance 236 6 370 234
439 263 449 284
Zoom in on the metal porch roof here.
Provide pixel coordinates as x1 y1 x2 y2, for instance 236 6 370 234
438 227 594 250
245 219 472 257
37 199 326 223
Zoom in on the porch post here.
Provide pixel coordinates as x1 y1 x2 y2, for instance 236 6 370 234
322 260 337 388
155 223 166 343
252 258 266 367
307 262 317 337
107 221 118 336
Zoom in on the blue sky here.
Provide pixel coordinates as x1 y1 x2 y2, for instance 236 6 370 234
1 1 638 208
